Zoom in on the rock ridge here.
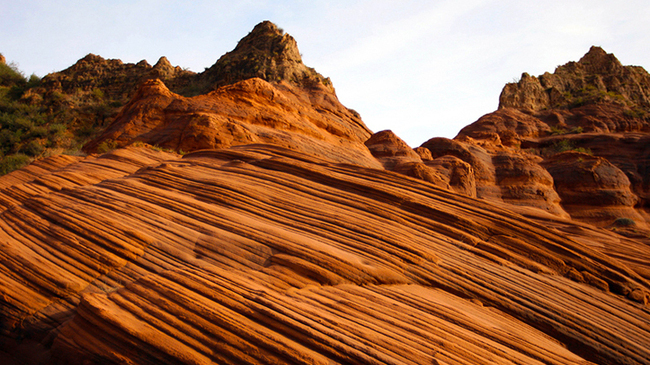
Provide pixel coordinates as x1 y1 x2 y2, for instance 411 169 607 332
420 47 650 229
499 46 650 113
198 21 334 93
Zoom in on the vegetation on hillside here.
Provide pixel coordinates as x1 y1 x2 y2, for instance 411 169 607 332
0 59 121 175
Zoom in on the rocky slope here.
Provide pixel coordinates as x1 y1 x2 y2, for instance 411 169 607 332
1 145 649 365
403 46 650 231
82 21 376 167
1 23 650 365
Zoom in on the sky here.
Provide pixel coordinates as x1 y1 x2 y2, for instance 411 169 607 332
2 0 649 147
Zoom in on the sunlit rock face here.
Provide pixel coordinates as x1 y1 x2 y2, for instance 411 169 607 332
1 23 650 365
425 47 650 228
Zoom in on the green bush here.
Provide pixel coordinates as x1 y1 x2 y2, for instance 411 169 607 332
96 139 118 154
0 62 26 87
0 154 31 175
20 140 45 156
552 139 574 153
613 217 636 226
544 140 592 156
29 125 48 138
49 123 67 136
550 125 567 135
91 88 105 100
573 147 592 154
0 128 22 154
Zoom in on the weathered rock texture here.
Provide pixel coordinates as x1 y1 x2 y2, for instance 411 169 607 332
422 47 650 228
1 145 649 365
199 21 334 92
1 24 650 365
499 46 650 112
40 54 195 102
82 21 376 168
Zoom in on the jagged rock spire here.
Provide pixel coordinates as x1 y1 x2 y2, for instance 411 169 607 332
199 21 333 91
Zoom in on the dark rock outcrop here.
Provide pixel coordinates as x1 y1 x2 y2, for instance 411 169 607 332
199 21 333 92
40 54 195 102
500 46 650 112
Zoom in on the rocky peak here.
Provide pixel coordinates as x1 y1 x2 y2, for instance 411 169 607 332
577 46 623 74
153 56 172 70
40 53 194 102
0 53 6 65
149 56 180 79
200 21 333 92
234 21 302 62
499 46 650 112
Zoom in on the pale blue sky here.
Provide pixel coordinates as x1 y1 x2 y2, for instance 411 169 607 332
2 1 649 146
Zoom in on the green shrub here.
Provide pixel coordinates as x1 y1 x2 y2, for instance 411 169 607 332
49 123 67 136
26 74 41 88
0 154 31 175
550 125 567 135
0 62 26 87
20 140 44 156
552 139 574 153
96 139 118 154
613 217 636 226
0 128 22 154
91 88 105 100
572 147 592 155
544 140 593 156
29 125 48 138
624 108 646 118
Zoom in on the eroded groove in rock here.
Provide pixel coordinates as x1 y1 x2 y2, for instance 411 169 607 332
0 144 648 364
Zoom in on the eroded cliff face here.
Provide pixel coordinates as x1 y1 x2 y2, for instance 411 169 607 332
1 23 650 365
414 47 650 230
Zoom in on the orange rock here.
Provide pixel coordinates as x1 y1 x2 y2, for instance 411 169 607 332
2 26 650 365
83 78 380 168
0 144 647 364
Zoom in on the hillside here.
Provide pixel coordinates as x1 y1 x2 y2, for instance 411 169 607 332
0 22 649 365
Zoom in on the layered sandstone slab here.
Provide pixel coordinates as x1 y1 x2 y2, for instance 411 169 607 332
2 23 650 365
0 145 649 364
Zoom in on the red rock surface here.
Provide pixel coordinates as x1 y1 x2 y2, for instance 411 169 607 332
2 24 650 365
1 145 649 365
423 47 650 228
83 78 379 168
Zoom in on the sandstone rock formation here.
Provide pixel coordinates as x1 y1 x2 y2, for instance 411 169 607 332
199 21 334 92
421 47 650 228
40 53 195 103
499 46 650 112
82 76 378 167
1 145 649 365
1 23 650 365
82 20 377 168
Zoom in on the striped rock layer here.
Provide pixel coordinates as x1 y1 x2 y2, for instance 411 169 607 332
0 144 648 365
